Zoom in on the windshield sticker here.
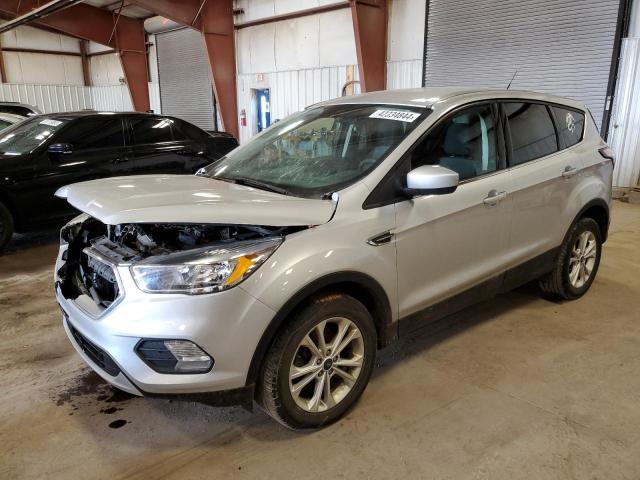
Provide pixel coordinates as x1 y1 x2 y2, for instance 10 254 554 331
40 119 62 127
369 109 421 123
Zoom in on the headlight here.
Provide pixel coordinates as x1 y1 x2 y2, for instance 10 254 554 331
130 237 282 294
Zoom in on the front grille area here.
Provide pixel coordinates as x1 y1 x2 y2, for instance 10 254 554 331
67 320 121 377
79 250 120 308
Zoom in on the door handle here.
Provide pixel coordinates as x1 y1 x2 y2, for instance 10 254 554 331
562 165 578 179
483 190 507 206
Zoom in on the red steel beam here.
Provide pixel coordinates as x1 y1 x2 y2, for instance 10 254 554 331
350 0 387 92
128 0 239 138
0 0 150 111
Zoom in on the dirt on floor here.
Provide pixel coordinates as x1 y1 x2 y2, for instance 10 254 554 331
0 202 639 480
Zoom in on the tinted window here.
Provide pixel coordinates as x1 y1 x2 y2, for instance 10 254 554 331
0 120 12 130
58 117 124 150
173 118 209 141
408 103 498 181
0 105 34 116
551 106 584 148
505 103 557 165
131 117 176 144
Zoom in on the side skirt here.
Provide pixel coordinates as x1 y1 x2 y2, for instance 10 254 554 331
398 247 559 337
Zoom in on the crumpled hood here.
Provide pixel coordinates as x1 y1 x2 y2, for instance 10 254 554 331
55 174 336 226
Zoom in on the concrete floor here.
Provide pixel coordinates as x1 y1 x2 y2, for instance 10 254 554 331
1 202 639 480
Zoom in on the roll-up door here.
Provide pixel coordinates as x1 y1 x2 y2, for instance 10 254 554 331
156 28 216 131
423 0 622 130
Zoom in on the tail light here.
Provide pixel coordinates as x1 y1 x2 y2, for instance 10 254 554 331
598 146 615 166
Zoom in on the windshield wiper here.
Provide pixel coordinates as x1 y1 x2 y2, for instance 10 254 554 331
223 177 291 196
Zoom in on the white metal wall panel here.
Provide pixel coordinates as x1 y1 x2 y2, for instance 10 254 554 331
156 28 216 130
387 59 423 89
609 38 640 188
91 85 133 111
0 83 91 112
424 0 620 129
237 65 360 143
148 83 161 114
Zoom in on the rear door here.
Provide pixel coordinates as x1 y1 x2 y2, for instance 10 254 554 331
129 115 199 174
502 101 585 279
392 102 513 324
32 116 131 223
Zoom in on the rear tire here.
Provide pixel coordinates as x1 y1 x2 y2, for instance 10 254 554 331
539 217 602 300
257 293 376 430
0 201 14 252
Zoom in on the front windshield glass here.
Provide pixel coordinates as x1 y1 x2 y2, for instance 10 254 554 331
201 104 428 198
0 116 67 155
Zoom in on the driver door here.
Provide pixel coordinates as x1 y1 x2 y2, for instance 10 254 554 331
392 102 513 327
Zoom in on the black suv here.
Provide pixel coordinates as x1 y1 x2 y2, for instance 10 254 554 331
0 111 237 250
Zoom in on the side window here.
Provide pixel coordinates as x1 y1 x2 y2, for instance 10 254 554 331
130 117 175 144
57 117 124 150
504 103 558 165
551 106 585 148
173 118 209 141
408 103 498 181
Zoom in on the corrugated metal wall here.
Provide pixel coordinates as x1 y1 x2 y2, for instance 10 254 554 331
0 83 91 112
609 38 640 188
0 82 160 114
237 65 360 144
387 60 423 89
423 0 620 129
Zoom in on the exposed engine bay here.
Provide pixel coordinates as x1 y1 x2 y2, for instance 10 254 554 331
57 215 302 309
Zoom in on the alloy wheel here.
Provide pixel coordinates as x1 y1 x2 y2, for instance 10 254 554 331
569 230 597 289
288 317 365 413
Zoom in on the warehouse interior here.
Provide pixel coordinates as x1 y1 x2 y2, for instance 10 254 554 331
1 0 640 478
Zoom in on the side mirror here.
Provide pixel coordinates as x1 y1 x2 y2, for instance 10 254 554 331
48 143 73 155
404 165 459 197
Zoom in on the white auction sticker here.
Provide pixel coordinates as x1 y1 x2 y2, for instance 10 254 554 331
40 119 63 127
369 109 421 123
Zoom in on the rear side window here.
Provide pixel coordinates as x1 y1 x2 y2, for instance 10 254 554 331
130 117 176 144
58 117 124 150
173 118 210 141
504 103 558 165
551 106 585 148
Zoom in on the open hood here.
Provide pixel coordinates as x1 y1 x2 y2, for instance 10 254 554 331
55 175 336 226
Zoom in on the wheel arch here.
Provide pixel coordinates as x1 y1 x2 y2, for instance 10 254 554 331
245 271 394 388
574 198 610 243
0 188 21 231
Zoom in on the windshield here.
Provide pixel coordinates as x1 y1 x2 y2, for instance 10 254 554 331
0 116 67 155
201 104 428 198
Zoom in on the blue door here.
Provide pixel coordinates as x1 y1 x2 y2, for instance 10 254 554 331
256 89 271 132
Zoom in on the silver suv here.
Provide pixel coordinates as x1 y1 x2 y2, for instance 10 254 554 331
54 88 614 429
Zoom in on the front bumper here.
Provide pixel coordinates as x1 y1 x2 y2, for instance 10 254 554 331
56 246 276 401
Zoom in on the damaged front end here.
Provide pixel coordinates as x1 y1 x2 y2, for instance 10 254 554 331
57 215 300 312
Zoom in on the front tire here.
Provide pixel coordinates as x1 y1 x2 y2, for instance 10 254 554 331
0 201 14 252
539 217 602 300
258 293 377 429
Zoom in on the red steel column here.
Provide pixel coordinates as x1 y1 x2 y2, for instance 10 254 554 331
350 0 387 92
126 0 239 138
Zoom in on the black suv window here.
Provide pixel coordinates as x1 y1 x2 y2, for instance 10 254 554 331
0 105 34 116
551 106 585 148
130 117 176 144
173 118 210 141
57 117 124 150
504 103 558 165
408 103 498 181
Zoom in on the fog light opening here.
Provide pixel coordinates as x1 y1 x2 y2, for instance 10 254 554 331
136 339 214 374
164 340 213 373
